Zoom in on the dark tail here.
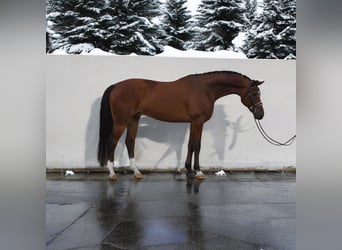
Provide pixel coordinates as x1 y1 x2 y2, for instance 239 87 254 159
97 85 115 166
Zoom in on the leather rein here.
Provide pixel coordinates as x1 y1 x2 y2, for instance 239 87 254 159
247 81 296 146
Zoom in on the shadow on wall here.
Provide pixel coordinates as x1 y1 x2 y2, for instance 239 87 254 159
84 99 251 168
205 105 253 163
85 97 101 167
137 116 188 168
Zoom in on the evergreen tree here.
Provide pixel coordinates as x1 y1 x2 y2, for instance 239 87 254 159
46 0 73 52
46 0 164 54
244 0 258 31
242 0 296 59
278 0 296 59
67 0 108 52
46 0 109 53
160 0 194 50
193 0 246 51
104 0 163 55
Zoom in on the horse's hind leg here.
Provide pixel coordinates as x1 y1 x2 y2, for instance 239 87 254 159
126 115 143 179
107 143 116 180
107 123 126 180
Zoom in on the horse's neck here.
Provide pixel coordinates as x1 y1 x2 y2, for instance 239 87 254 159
206 75 247 100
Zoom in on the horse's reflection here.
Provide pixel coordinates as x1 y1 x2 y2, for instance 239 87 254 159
186 179 203 194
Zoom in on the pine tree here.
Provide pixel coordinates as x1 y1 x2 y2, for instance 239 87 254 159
128 0 164 55
242 0 296 59
103 0 163 55
244 0 258 31
46 0 109 53
278 0 296 59
46 0 73 52
160 0 194 50
67 0 108 52
194 0 246 51
45 0 170 55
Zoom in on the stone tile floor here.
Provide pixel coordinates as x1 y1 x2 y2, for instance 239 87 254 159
46 172 295 250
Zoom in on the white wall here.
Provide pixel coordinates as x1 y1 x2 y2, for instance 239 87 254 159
46 55 296 170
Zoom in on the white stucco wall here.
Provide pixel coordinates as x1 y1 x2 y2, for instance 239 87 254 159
46 55 295 170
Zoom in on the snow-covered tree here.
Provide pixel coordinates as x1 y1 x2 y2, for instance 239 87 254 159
160 0 194 50
278 0 296 59
46 0 109 53
242 0 296 59
193 0 246 51
46 0 72 52
244 0 258 30
68 1 108 52
105 0 164 55
46 0 164 55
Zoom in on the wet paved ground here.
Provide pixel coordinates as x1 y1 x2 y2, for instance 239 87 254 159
46 172 295 250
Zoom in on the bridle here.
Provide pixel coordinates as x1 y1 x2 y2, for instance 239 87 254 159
246 81 263 115
246 80 296 146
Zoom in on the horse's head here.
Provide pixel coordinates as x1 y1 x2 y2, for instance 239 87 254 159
241 80 264 120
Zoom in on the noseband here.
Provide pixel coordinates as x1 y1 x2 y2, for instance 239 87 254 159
246 81 263 114
245 81 296 146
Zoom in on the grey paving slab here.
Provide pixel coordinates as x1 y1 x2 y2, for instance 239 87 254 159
46 172 295 250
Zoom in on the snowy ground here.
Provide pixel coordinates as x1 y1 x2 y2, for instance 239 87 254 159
50 21 248 58
51 32 247 59
157 46 246 59
51 45 247 59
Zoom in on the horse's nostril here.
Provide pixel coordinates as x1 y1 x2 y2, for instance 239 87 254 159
254 110 264 120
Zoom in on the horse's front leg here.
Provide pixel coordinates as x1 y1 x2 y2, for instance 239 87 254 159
185 142 195 178
126 115 143 179
185 121 205 180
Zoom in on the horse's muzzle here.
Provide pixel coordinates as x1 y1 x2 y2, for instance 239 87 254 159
253 109 264 120
249 101 264 120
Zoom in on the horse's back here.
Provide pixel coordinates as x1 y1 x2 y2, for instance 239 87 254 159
109 77 211 122
143 79 200 120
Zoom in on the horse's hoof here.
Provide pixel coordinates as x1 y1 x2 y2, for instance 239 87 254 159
108 175 117 181
195 174 206 180
186 172 196 179
134 172 144 179
195 171 205 180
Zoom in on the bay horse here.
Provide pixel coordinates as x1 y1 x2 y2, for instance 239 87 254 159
98 71 264 180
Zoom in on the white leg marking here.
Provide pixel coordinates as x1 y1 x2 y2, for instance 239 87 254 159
107 161 116 177
129 158 141 175
175 167 182 173
196 171 204 176
195 170 205 180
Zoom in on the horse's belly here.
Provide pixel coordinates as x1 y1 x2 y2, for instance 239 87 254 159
140 99 191 122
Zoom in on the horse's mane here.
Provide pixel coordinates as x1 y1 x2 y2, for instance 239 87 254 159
189 71 251 80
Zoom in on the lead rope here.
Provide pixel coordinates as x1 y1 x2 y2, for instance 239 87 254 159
254 118 296 146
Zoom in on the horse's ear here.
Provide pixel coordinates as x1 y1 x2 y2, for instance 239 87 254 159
255 80 264 85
